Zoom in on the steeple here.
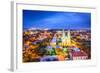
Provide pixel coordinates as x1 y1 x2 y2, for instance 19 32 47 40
61 29 71 46
62 29 67 42
67 30 71 46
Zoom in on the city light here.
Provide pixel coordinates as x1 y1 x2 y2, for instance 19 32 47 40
23 10 91 62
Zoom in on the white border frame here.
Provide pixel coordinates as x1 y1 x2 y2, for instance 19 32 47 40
11 1 97 71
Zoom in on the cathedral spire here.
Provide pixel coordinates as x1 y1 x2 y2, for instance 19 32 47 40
67 30 71 46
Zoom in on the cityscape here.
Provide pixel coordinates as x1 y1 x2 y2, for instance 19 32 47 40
23 10 91 62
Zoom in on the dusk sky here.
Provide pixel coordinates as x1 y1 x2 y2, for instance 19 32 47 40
23 10 91 30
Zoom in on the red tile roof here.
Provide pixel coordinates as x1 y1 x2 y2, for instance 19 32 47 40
72 51 87 57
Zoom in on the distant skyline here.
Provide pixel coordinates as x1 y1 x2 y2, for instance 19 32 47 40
23 10 91 30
